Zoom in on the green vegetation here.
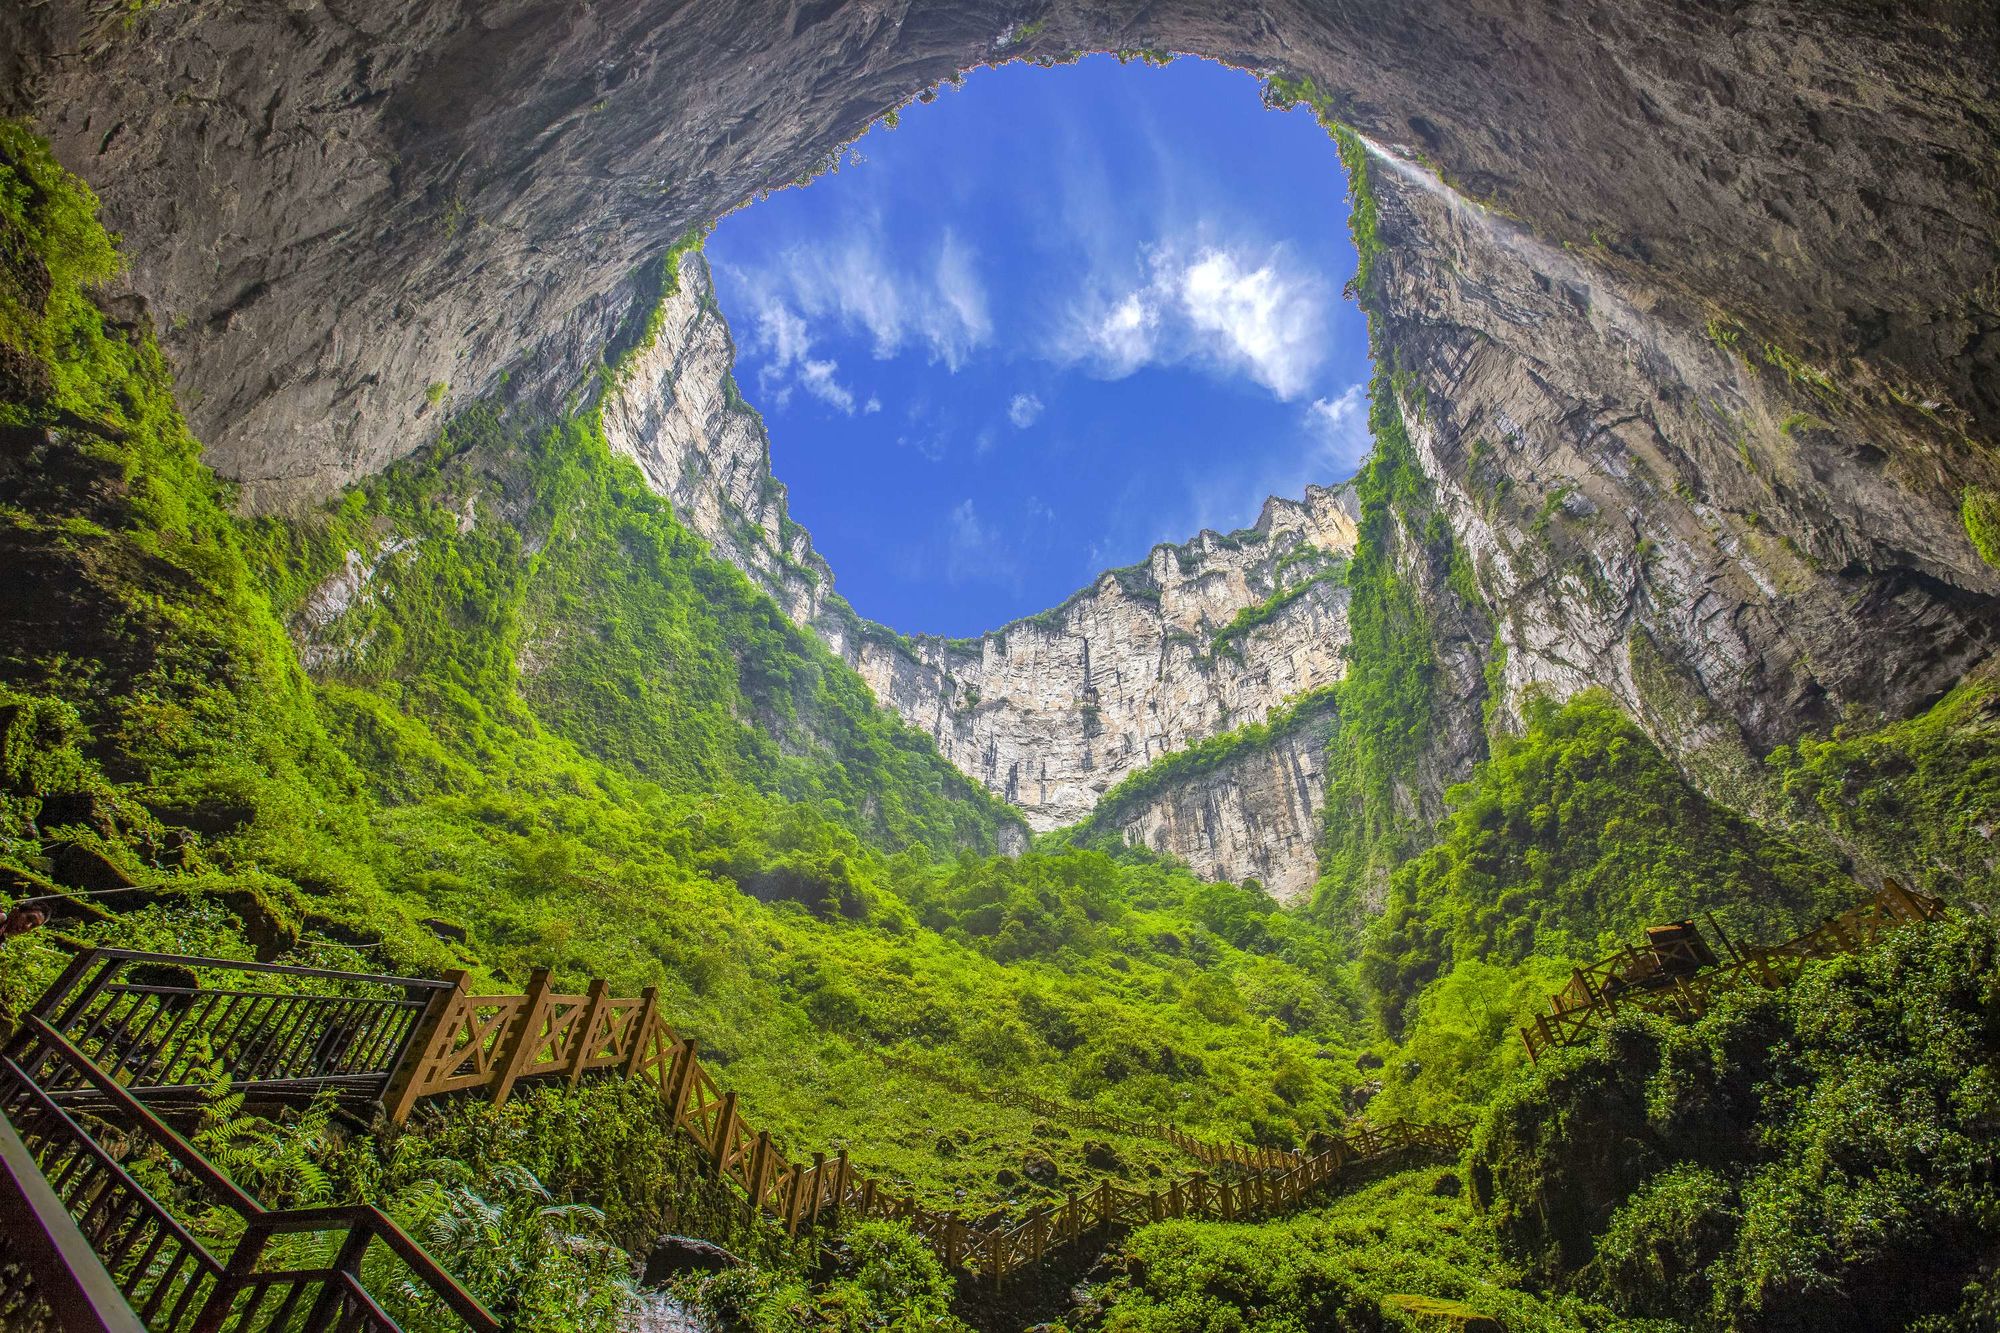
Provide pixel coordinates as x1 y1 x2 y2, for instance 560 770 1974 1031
1963 485 2000 567
5 116 1999 1333
1765 667 2000 905
1309 366 1467 936
1471 913 2000 1331
1069 1166 1620 1332
1362 690 1848 1035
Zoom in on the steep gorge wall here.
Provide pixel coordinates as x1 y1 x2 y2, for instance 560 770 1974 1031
1352 135 2000 821
600 253 1358 895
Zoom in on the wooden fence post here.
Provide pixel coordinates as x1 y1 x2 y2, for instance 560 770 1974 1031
567 978 611 1087
622 985 658 1079
746 1130 773 1221
665 1038 701 1124
490 967 554 1107
710 1091 739 1179
807 1152 828 1227
381 969 468 1125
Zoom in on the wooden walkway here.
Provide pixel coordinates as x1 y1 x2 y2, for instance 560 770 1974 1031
384 967 1469 1283
1521 881 1946 1061
2 950 498 1333
876 1052 1455 1177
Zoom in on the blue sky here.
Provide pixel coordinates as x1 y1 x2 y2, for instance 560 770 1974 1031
707 56 1373 637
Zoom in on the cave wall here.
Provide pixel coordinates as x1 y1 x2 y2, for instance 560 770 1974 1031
1362 136 2000 774
7 0 1993 510
7 0 1997 877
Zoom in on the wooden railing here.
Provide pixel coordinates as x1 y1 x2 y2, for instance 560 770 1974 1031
1 946 1472 1312
1521 881 1947 1061
26 949 452 1110
386 966 1468 1283
0 1103 146 1333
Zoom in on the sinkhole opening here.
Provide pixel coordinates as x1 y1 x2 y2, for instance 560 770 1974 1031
702 55 1374 639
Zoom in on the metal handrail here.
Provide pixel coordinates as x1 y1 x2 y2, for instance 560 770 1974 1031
1 1020 500 1333
235 1207 501 1333
36 949 460 991
22 949 445 1109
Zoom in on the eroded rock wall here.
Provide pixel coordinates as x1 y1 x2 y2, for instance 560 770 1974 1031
11 1 1993 513
1362 140 2000 808
1088 703 1339 904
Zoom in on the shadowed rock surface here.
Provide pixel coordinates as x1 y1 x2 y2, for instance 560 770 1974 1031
8 1 1993 505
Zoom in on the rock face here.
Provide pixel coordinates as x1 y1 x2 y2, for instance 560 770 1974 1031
9 2 1993 511
1085 700 1340 903
1358 138 2000 802
10 0 1999 896
601 254 1358 897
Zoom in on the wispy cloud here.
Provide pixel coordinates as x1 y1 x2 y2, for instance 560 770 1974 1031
797 357 856 414
728 220 993 374
1303 382 1372 476
747 292 864 415
1050 241 1331 399
1007 392 1044 428
944 499 1020 587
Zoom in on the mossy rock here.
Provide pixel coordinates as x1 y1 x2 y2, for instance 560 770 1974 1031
1381 1292 1503 1331
1964 487 2000 568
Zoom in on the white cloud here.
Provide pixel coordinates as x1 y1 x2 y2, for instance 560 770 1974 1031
863 395 883 415
1181 251 1325 399
1304 382 1372 475
798 358 856 414
742 294 863 415
730 222 993 373
1050 242 1331 400
1007 392 1044 428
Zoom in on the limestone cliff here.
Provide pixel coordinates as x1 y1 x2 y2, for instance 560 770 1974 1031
1353 137 2000 825
601 253 1358 895
1070 693 1341 904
